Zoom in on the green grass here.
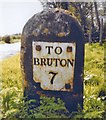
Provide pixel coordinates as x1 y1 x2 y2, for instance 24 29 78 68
83 43 105 119
0 54 23 119
0 43 105 119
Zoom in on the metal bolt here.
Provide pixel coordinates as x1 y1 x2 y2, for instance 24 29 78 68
36 45 41 51
67 46 72 52
65 83 71 89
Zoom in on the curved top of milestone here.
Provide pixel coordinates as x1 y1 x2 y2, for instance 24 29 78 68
22 8 84 43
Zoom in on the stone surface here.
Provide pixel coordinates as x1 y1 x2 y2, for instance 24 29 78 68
21 8 85 112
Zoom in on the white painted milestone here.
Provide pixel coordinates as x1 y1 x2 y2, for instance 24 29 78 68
33 41 76 91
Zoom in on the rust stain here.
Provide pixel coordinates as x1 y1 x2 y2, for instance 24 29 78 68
73 94 79 97
21 67 28 89
64 81 73 91
42 86 49 91
67 46 72 52
36 45 41 51
23 79 28 88
34 77 41 83
36 91 46 97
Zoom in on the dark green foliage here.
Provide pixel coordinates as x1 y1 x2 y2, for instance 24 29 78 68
1 97 68 119
2 36 11 43
1 34 21 44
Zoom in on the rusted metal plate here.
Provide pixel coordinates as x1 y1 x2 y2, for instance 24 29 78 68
33 42 76 91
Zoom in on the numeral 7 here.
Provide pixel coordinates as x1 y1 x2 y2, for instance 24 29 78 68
49 72 58 84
